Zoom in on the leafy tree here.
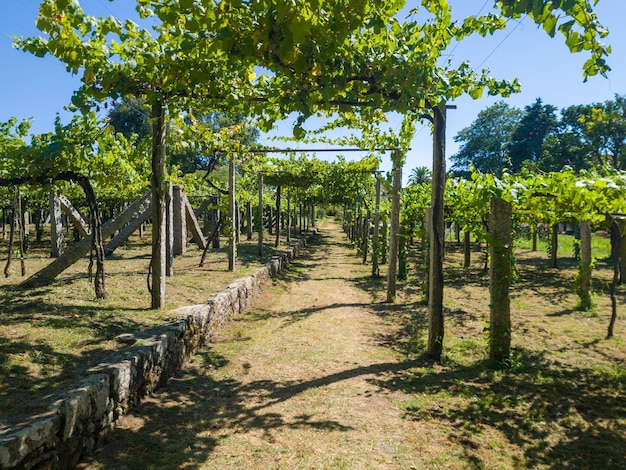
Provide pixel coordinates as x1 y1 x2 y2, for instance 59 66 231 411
107 97 151 141
580 94 626 169
450 101 522 178
538 126 591 172
509 98 558 172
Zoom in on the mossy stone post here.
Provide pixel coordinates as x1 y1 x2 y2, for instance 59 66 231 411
286 191 291 243
423 206 432 301
49 191 63 258
246 201 253 241
362 209 370 264
228 157 236 271
608 218 622 338
274 186 281 247
578 219 593 310
618 220 626 284
211 195 220 249
398 223 407 281
257 172 264 257
372 175 382 278
428 105 447 361
489 197 512 363
151 98 167 309
550 223 558 268
235 202 241 244
165 182 174 277
386 161 402 303
172 185 186 255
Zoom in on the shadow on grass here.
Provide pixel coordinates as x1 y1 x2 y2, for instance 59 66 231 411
0 337 139 425
80 226 625 468
372 348 626 469
81 350 418 469
82 340 626 469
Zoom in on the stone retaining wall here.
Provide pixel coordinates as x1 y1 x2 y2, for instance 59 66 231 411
0 234 313 470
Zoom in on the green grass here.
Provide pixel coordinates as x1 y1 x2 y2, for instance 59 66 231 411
0 226 316 424
515 232 612 259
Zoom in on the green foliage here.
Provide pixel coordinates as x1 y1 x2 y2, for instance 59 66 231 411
578 94 626 169
17 0 609 138
454 94 626 175
107 96 151 140
508 98 558 172
169 112 261 175
450 101 522 177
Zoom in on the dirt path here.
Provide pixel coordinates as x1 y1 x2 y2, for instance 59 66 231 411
81 220 434 469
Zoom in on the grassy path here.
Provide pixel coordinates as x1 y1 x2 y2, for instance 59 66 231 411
80 220 431 469
78 220 626 469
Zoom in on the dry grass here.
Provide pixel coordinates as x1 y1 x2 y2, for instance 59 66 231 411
80 222 625 469
0 227 309 425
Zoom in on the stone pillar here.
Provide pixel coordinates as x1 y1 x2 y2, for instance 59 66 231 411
371 177 382 277
228 158 236 271
386 162 402 302
489 197 512 363
578 220 593 310
166 183 174 277
172 185 187 256
49 192 63 258
246 201 253 241
211 195 220 249
258 172 264 257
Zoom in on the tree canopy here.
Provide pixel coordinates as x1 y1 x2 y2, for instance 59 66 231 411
453 94 626 176
450 101 522 177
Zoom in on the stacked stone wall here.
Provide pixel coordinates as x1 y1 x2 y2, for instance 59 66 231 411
0 234 312 470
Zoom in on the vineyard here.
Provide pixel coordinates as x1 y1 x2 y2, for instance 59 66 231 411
0 0 624 468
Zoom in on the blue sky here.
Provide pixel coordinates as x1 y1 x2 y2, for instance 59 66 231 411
1 1 624 178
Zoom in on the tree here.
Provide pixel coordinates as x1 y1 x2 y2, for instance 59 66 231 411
450 101 522 178
537 106 593 171
509 98 558 172
107 97 151 141
580 94 626 169
407 166 432 186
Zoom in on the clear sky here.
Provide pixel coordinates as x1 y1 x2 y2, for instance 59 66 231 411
1 1 624 180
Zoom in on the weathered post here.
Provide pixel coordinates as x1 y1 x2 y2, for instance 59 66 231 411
211 195 220 249
386 155 402 302
172 185 187 257
151 98 167 309
578 220 593 310
228 157 236 271
165 182 174 276
49 192 63 258
428 105 447 360
608 219 622 338
463 229 471 268
286 191 291 243
372 175 382 278
362 209 370 264
489 197 512 363
246 201 253 241
620 220 626 284
550 223 558 268
258 172 264 257
424 206 432 301
275 186 281 247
